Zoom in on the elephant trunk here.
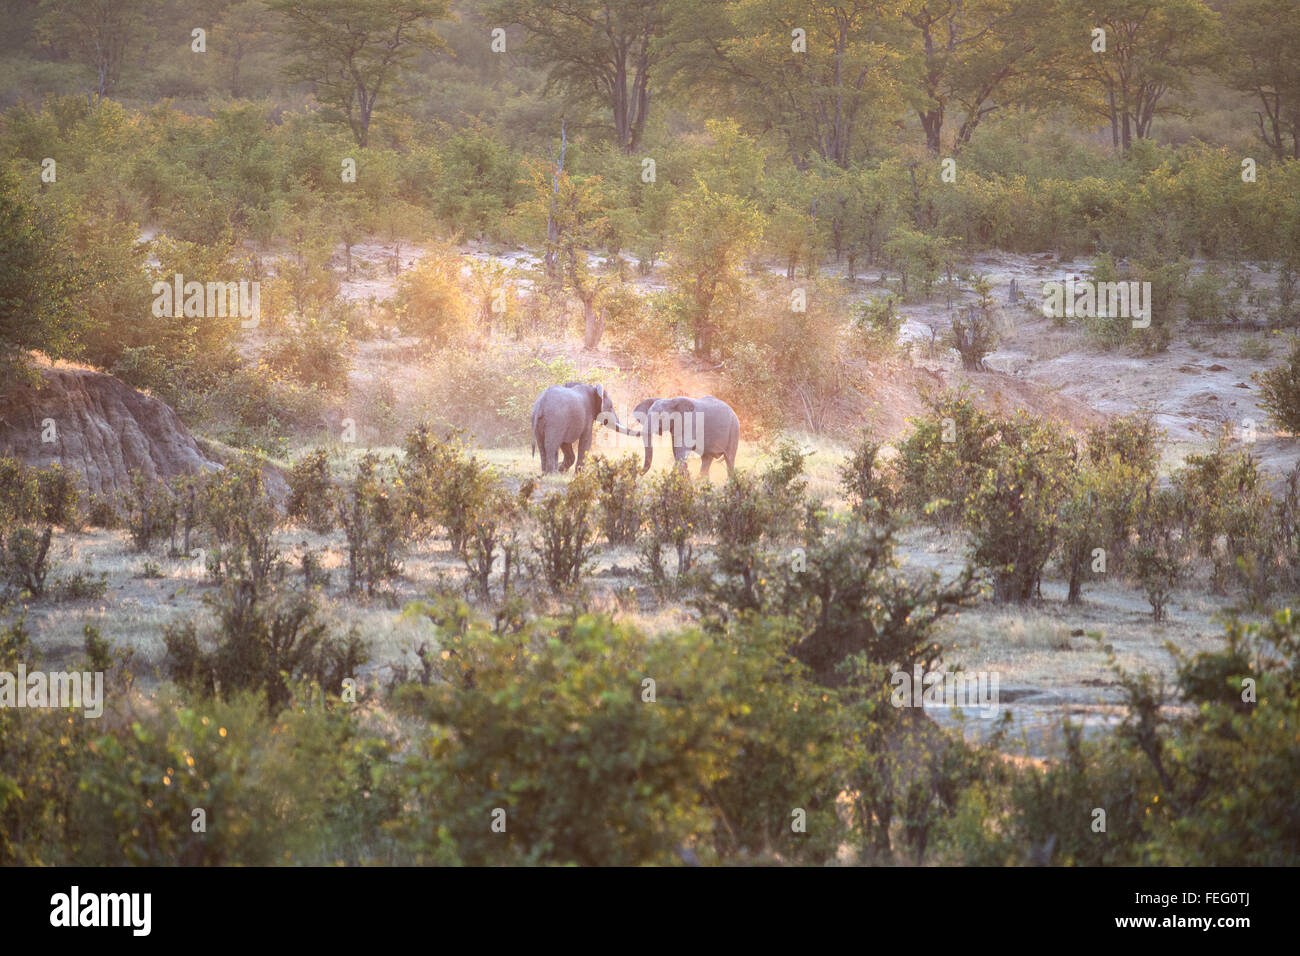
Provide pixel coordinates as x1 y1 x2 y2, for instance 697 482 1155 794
598 411 640 438
642 441 653 473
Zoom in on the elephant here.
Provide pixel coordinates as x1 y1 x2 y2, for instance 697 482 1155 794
531 382 639 474
632 395 739 477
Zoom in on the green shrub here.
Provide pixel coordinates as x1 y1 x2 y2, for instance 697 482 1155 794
165 581 367 716
200 461 282 589
706 470 778 611
287 449 336 534
1 525 53 598
772 516 978 684
1184 267 1230 324
1172 435 1273 595
840 433 895 519
965 413 1075 602
124 471 173 553
337 453 407 595
55 569 108 600
640 467 702 586
589 453 642 546
462 481 528 603
263 313 352 390
0 459 79 529
74 691 398 865
850 294 902 354
1131 487 1188 621
894 390 999 523
1256 335 1300 435
531 473 599 591
400 424 496 555
393 606 849 865
946 276 999 370
33 463 80 529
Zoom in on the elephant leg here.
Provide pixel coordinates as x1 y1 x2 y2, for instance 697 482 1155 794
700 453 715 478
575 432 592 471
541 435 561 474
559 443 576 472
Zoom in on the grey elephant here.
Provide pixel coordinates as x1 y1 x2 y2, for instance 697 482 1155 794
531 382 639 474
632 395 740 477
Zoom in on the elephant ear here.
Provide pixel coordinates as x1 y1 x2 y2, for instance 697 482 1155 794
632 398 656 433
669 397 695 415
590 384 605 419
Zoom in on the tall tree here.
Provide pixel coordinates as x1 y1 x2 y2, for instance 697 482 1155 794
899 0 1053 154
1053 0 1220 151
1217 0 1300 159
520 128 612 348
491 0 669 153
36 0 152 106
0 170 82 381
268 0 447 147
670 0 904 168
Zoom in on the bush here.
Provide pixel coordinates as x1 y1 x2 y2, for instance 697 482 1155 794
840 433 895 519
945 276 999 370
1172 434 1273 595
706 470 774 610
965 413 1075 603
1 525 53 598
338 453 407 595
55 570 108 601
74 690 397 865
894 390 999 524
531 473 599 591
1256 335 1300 435
400 424 496 556
0 459 80 529
287 449 336 533
124 471 173 553
640 467 702 586
199 461 282 589
33 463 80 529
393 606 849 865
395 241 472 343
461 481 528 603
0 458 40 527
262 313 352 391
773 516 978 684
758 439 812 538
588 453 642 546
1184 267 1230 325
1130 487 1188 621
850 294 902 355
165 581 367 717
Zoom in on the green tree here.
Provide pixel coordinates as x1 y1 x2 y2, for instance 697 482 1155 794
1218 0 1300 160
36 0 152 106
671 0 904 168
1051 0 1221 151
268 0 448 147
666 180 764 357
0 170 82 380
491 0 670 153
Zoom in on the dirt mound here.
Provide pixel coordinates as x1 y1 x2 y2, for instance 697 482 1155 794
0 360 221 496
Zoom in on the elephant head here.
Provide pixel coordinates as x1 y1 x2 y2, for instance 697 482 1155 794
636 397 696 473
567 382 639 438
